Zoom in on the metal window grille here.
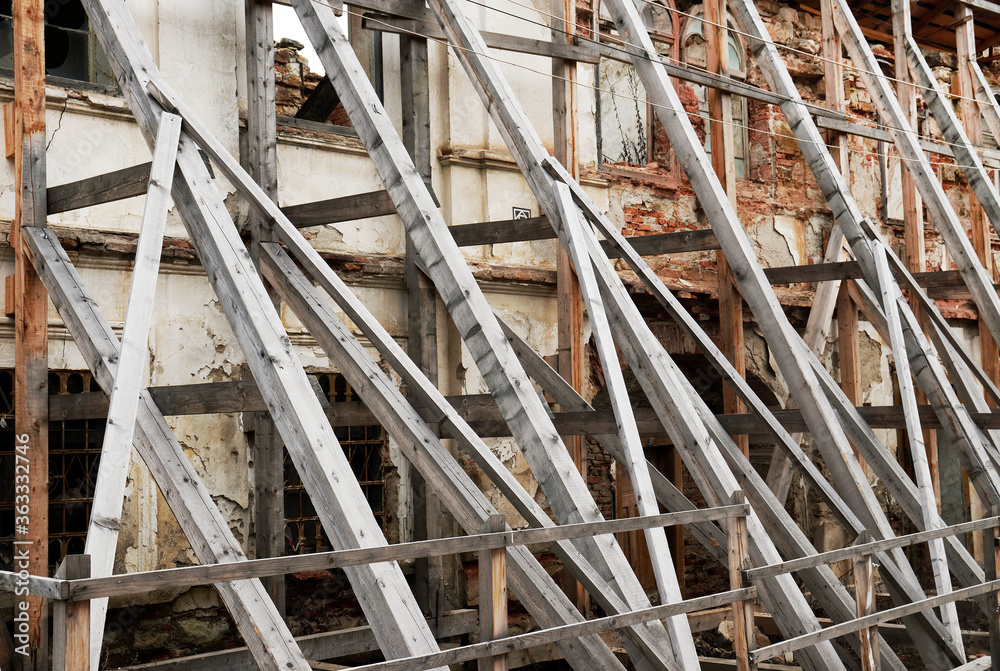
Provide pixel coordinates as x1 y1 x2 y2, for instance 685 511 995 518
0 369 104 572
283 372 387 555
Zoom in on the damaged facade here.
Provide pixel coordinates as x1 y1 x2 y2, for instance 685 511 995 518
3 0 1000 668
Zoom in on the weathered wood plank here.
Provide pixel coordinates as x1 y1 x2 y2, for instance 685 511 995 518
478 515 509 671
13 2 49 669
360 15 601 63
83 112 182 668
853 532 879 671
281 189 396 227
241 0 284 615
46 162 152 214
724 492 754 671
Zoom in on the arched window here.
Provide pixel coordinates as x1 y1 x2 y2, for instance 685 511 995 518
681 6 749 178
596 0 678 166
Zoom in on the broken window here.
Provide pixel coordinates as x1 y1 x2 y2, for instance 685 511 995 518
597 0 678 166
0 0 115 87
283 372 388 554
681 6 748 178
0 369 105 573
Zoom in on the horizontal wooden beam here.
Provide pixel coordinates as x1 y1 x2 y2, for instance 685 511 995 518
816 115 1000 167
45 380 1000 433
363 15 601 63
47 162 152 214
276 115 358 138
961 0 1000 16
281 189 396 227
63 504 748 600
449 215 722 254
745 515 1000 581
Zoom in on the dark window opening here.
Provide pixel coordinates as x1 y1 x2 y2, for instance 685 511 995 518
0 0 115 87
283 372 387 555
0 368 105 573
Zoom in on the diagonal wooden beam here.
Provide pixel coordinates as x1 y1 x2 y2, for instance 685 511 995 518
551 184 697 666
22 227 310 670
83 112 183 668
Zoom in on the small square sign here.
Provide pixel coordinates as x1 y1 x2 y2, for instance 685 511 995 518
512 207 531 220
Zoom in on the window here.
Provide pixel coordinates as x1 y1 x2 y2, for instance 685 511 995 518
681 6 748 178
0 369 105 572
0 0 115 87
597 0 678 166
284 373 388 554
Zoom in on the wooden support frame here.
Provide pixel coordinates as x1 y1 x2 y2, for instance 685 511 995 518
594 0 972 663
420 0 893 664
553 182 698 667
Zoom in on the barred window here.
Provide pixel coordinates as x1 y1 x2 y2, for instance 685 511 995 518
284 372 388 554
0 369 104 572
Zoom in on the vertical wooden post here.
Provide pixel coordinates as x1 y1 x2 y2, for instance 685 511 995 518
52 554 91 671
706 0 747 459
242 0 285 615
837 281 865 473
726 491 755 671
478 514 508 671
853 531 879 671
892 0 940 511
552 0 587 613
12 0 48 668
958 4 1000 411
983 507 1000 666
399 0 443 618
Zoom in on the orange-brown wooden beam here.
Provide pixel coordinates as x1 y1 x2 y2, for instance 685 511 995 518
12 0 49 669
706 0 748 458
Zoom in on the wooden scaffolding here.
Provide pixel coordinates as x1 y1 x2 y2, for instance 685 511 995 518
7 0 1000 668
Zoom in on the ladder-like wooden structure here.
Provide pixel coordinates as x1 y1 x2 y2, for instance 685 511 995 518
11 0 1000 668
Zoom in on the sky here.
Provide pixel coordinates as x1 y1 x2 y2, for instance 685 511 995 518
272 5 337 76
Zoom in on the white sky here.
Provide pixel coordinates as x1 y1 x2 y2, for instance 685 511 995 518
272 5 340 76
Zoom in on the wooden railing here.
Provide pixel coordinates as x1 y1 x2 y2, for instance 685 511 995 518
4 496 998 671
0 499 753 671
